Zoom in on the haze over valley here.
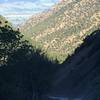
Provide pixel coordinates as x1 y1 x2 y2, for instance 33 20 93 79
0 0 59 25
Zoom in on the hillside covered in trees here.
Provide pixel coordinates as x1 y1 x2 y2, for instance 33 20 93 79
20 0 100 62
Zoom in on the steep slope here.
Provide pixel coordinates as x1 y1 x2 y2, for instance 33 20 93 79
20 0 70 33
50 30 100 100
21 0 100 62
20 1 68 37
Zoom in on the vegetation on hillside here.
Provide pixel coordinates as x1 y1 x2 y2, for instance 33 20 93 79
0 15 12 27
0 13 100 100
0 20 58 100
21 0 100 63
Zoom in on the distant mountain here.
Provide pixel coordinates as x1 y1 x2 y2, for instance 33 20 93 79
21 0 100 63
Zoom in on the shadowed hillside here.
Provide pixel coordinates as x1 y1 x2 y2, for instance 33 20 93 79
0 25 58 100
20 0 100 62
50 30 100 100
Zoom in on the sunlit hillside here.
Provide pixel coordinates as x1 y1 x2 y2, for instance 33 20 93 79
21 0 100 63
0 15 12 27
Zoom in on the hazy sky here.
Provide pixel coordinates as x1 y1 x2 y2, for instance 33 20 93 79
0 0 59 25
0 0 59 15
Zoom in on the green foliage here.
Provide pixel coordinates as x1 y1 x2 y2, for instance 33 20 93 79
0 25 24 65
0 15 12 27
0 23 58 100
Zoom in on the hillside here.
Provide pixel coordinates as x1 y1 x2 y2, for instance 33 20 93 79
50 30 100 100
0 15 12 27
21 0 100 63
20 0 69 30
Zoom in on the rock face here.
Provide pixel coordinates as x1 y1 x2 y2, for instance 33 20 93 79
21 0 100 62
50 30 100 100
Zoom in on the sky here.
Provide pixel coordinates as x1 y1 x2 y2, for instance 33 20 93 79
0 0 59 25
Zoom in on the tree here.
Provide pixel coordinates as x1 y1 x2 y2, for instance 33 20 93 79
0 25 22 65
0 24 35 100
0 24 58 100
